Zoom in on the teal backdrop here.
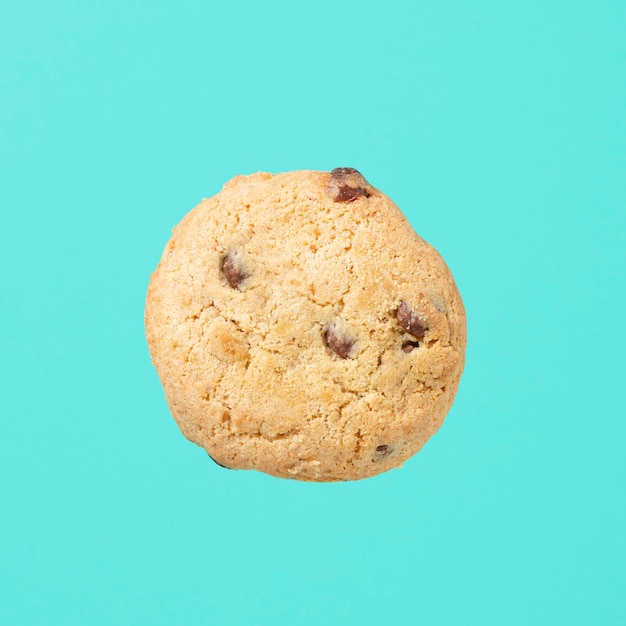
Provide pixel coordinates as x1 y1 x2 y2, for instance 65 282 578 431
1 1 625 624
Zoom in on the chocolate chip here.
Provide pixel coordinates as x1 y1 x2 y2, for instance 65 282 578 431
335 185 369 202
208 453 232 469
374 445 392 459
324 323 354 359
221 252 248 288
396 302 428 340
332 167 361 177
402 341 420 353
328 167 371 203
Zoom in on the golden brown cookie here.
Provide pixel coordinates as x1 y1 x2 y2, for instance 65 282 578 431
145 168 466 481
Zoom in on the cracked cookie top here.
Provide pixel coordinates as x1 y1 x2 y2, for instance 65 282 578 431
145 169 466 481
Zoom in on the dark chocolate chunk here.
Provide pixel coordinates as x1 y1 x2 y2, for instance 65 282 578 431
335 185 369 202
396 302 428 340
402 341 420 353
328 167 371 203
221 252 248 288
331 167 361 178
324 323 354 359
374 444 392 459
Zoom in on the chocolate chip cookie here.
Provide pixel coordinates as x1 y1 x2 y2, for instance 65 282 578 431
145 168 466 481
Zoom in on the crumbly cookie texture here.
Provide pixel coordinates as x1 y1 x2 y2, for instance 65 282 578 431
145 169 466 481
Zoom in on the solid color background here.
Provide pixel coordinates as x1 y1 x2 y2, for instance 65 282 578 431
1 1 625 624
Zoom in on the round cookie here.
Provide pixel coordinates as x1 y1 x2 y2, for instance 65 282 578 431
145 168 466 481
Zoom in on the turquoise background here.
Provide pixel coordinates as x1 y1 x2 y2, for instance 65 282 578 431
1 1 625 624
